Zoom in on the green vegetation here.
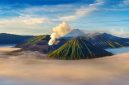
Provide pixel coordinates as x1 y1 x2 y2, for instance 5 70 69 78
87 33 124 48
48 37 113 60
18 35 50 47
96 41 123 48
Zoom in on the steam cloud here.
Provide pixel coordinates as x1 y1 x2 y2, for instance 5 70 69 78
48 22 71 45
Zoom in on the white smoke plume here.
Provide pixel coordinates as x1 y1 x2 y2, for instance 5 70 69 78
48 22 71 45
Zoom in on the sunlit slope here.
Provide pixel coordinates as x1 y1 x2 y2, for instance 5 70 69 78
17 35 67 53
48 37 113 60
17 35 51 53
86 33 129 48
18 35 50 47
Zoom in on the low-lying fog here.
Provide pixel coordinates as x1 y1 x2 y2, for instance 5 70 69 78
0 47 129 85
106 47 129 54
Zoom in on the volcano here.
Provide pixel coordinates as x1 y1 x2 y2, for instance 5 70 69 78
48 37 113 60
17 32 129 54
63 29 86 38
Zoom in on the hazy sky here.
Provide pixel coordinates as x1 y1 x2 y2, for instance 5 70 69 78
0 0 129 37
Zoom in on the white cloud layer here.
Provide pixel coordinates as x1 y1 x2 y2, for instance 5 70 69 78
0 16 49 26
123 0 129 5
59 0 103 21
0 0 128 37
0 16 51 35
109 28 129 38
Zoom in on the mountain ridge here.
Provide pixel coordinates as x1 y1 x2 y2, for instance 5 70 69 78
0 33 33 44
48 37 113 60
16 31 129 55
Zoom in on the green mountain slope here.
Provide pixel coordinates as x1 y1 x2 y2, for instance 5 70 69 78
18 35 50 47
16 35 51 53
48 37 113 60
86 33 126 48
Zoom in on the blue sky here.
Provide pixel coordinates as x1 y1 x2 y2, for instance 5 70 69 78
0 0 129 37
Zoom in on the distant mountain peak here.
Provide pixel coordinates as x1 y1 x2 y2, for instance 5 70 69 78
63 29 86 38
